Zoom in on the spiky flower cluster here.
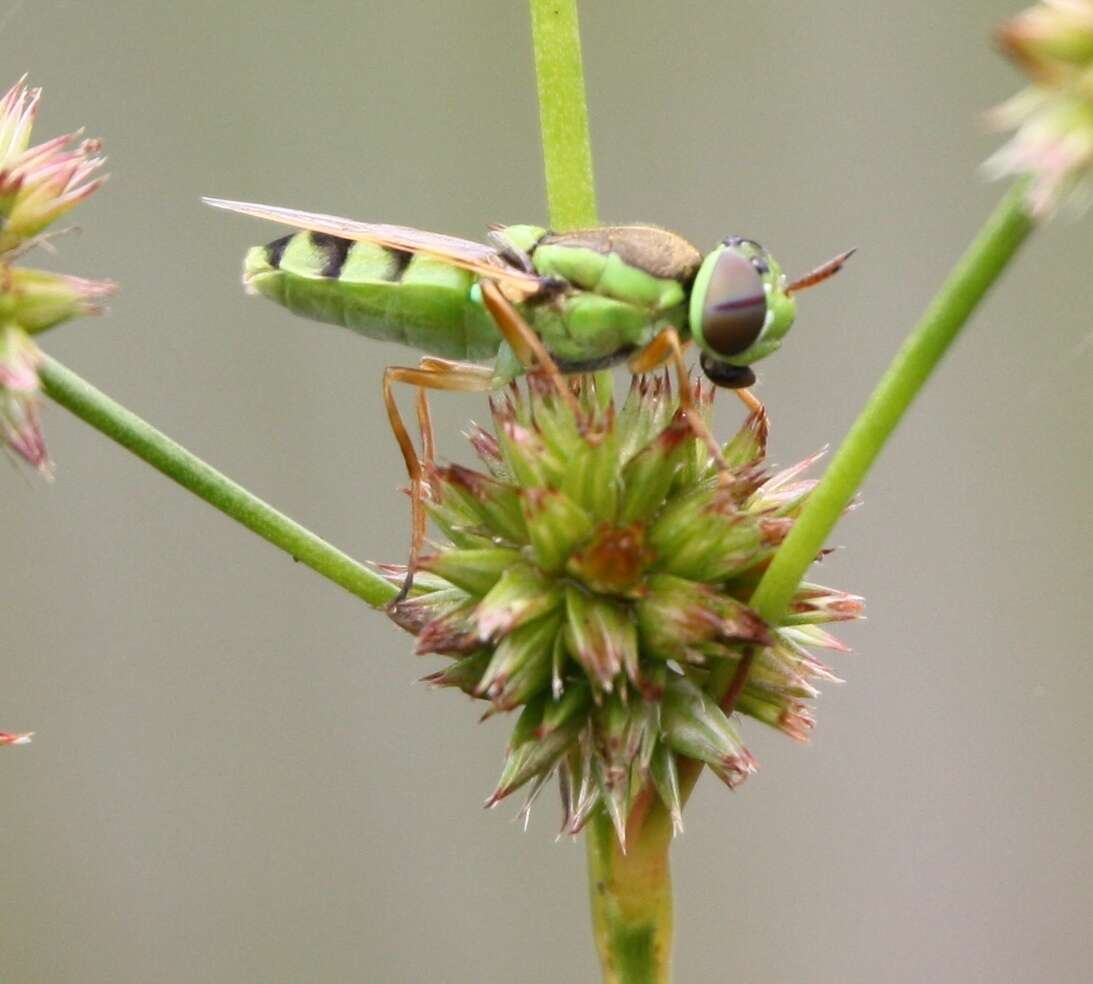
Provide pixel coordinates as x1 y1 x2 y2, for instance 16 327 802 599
987 1 1093 215
384 377 861 844
0 78 114 471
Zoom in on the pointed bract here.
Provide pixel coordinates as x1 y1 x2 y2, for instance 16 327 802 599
420 650 492 696
661 677 757 789
650 741 683 835
475 563 563 640
0 322 47 470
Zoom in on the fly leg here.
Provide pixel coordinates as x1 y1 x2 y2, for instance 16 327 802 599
383 359 496 602
735 387 764 416
698 354 766 417
479 280 583 421
416 378 435 468
629 326 731 476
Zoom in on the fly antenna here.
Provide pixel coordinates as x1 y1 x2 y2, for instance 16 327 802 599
786 248 856 294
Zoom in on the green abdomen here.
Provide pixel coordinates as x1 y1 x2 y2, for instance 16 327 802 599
244 232 502 362
244 229 684 372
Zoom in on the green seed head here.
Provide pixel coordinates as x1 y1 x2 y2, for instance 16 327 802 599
384 377 862 845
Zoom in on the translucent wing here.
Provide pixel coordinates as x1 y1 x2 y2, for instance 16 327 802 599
203 198 544 298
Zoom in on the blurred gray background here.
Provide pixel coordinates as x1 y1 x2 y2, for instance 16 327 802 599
2 1 1091 981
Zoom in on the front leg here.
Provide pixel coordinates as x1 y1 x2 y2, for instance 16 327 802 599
697 353 764 415
628 327 732 475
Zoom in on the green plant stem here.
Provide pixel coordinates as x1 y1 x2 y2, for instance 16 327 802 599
528 2 662 978
531 0 616 404
706 179 1034 704
586 808 674 984
529 0 613 407
530 0 598 231
38 354 397 609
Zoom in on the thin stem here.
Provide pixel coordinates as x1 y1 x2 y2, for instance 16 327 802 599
39 354 398 609
529 0 598 230
528 3 667 979
529 0 612 403
703 180 1035 721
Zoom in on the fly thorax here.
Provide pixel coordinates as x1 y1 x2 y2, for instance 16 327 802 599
523 226 701 314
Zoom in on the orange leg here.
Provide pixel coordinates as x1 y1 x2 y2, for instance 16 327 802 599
416 382 435 468
734 387 764 416
628 327 731 475
386 283 590 600
479 279 583 421
383 359 496 601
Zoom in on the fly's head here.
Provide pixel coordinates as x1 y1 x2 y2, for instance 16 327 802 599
690 237 854 389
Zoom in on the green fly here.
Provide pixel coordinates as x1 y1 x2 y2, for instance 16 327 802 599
203 197 852 587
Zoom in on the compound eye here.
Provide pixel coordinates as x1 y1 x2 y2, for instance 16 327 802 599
700 248 768 357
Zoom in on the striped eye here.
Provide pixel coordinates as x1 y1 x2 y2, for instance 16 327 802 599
699 248 768 358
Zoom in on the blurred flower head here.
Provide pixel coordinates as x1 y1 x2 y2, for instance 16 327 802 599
987 1 1093 215
0 78 107 254
383 377 861 845
0 731 33 746
0 267 115 335
0 322 47 470
0 79 112 470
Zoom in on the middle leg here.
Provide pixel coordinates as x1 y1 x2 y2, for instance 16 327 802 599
479 280 583 420
628 326 731 474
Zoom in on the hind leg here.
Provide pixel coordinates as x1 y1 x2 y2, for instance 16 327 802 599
383 359 496 601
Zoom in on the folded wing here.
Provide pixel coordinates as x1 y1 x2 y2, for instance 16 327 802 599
203 197 545 300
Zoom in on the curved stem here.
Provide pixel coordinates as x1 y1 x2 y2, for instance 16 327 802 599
700 179 1035 755
748 181 1032 625
39 354 398 609
528 2 669 978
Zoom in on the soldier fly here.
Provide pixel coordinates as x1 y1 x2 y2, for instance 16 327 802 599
204 198 852 592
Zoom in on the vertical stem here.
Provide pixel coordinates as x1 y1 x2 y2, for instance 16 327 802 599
529 3 661 978
586 809 674 984
529 0 613 405
529 0 598 230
